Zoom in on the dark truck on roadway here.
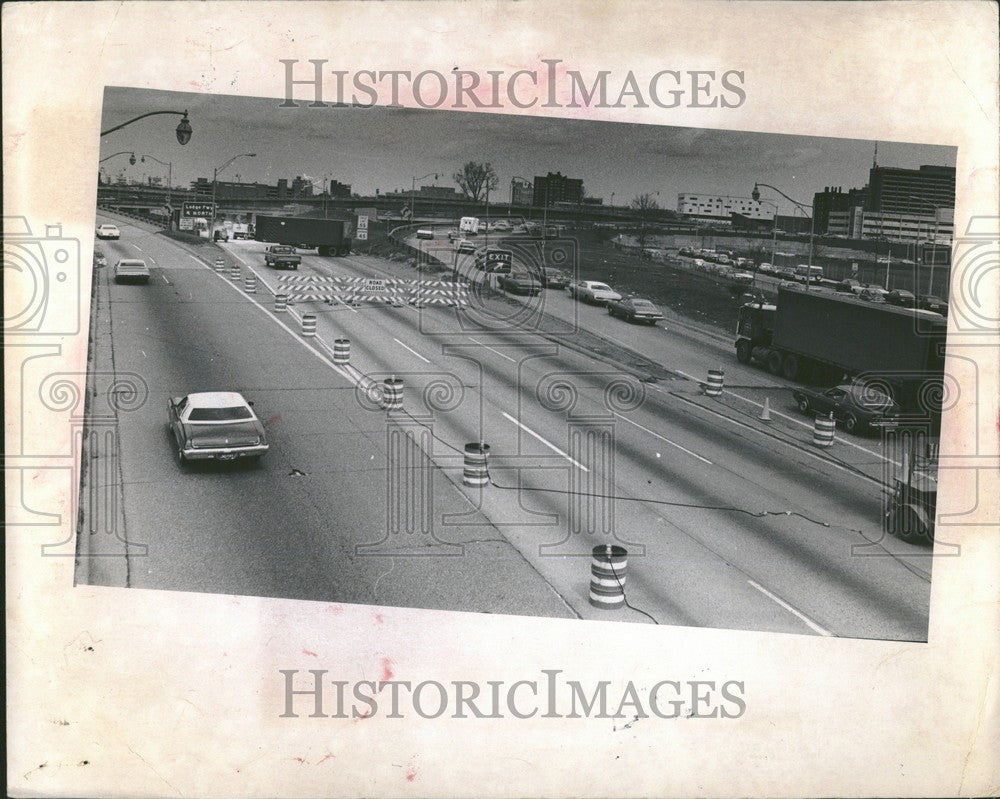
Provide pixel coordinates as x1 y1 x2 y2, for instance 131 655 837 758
735 285 946 419
255 215 351 256
737 285 946 544
264 245 301 270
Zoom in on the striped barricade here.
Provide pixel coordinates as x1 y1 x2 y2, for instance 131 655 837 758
589 545 628 610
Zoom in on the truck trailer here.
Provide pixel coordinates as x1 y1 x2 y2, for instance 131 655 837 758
254 215 351 256
735 286 946 416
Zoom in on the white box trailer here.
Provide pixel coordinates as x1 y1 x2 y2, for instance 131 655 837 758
459 216 480 235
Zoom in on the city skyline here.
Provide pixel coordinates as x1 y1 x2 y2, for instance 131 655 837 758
100 86 956 215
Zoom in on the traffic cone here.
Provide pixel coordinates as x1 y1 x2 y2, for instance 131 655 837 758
759 397 772 422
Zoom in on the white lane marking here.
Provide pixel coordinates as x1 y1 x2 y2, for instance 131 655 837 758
467 336 516 363
747 579 832 637
674 368 901 467
140 350 146 358
394 337 430 364
131 244 143 252
160 273 170 284
502 412 589 472
671 391 873 485
609 411 713 465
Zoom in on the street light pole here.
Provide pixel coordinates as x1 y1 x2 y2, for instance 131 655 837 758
211 152 256 236
906 194 945 296
102 110 192 144
141 155 173 209
410 172 439 226
753 182 815 290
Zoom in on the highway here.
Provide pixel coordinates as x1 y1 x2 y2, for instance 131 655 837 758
80 214 934 640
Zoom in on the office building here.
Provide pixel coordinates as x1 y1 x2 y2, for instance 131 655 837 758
533 172 584 206
867 164 955 215
677 193 774 223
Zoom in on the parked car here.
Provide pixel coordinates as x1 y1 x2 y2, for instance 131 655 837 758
455 239 476 254
498 271 541 296
540 268 570 289
918 295 948 314
774 266 798 281
858 286 887 303
567 280 622 304
693 258 706 267
837 279 861 293
416 229 435 240
96 223 120 240
113 258 150 284
264 245 301 270
678 246 695 257
730 271 754 285
792 383 900 434
886 289 917 307
167 391 269 463
757 262 774 274
606 296 664 324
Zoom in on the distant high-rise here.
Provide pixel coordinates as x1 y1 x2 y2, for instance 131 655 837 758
533 172 584 206
867 164 955 214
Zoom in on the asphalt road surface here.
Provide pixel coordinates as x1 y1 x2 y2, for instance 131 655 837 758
79 215 934 641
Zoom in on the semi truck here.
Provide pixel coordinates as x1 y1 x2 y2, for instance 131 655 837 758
735 286 946 416
255 215 351 256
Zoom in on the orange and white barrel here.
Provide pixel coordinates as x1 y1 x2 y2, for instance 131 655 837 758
301 313 317 338
462 443 490 487
382 377 403 410
704 369 724 397
214 257 226 273
243 273 257 294
333 339 350 364
274 294 288 312
589 545 628 610
229 264 241 281
813 412 835 447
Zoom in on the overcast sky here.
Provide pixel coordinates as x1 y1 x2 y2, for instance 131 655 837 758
100 86 956 215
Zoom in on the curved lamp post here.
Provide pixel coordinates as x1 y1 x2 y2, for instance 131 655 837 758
906 194 945 295
141 154 173 208
212 153 256 234
752 182 815 290
102 110 192 145
509 175 532 219
410 172 439 225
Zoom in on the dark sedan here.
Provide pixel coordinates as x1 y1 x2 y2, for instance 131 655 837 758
498 271 541 296
792 383 900 434
539 268 570 289
168 391 269 463
918 295 948 315
606 297 664 325
886 289 917 307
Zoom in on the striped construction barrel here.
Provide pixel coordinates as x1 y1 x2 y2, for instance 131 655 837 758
301 313 317 338
274 293 288 312
462 443 490 487
382 377 403 410
213 257 226 273
229 264 241 281
813 412 835 448
333 339 350 364
704 369 724 397
243 273 257 294
589 545 628 609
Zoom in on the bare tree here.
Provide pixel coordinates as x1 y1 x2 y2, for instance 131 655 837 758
454 161 499 202
631 193 660 248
